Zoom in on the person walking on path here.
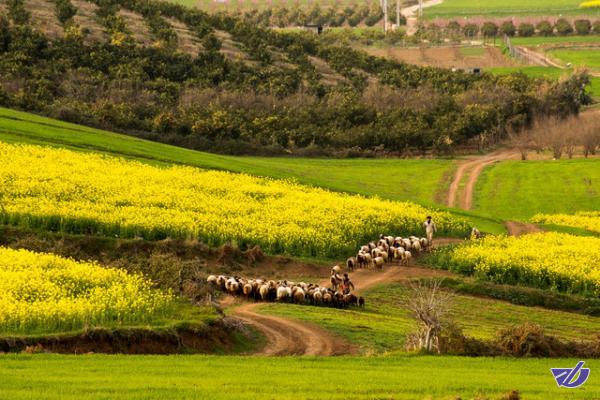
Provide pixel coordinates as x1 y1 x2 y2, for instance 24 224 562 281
423 215 437 244
342 273 355 294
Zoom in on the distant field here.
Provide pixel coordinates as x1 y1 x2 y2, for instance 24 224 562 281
426 0 598 18
2 354 599 399
548 48 600 70
473 159 600 220
258 283 600 353
510 36 600 46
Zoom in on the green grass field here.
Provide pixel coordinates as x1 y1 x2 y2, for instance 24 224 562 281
0 107 452 207
473 159 600 221
426 0 599 18
509 36 600 46
256 283 600 353
1 354 598 399
548 48 600 71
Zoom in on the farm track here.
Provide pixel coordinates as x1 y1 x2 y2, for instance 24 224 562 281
402 0 444 36
447 149 519 210
505 221 543 236
230 264 452 356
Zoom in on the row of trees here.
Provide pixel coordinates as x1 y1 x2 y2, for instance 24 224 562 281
0 0 592 156
426 18 600 39
510 113 600 160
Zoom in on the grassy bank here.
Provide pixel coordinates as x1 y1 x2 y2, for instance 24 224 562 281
254 283 600 353
473 159 600 220
1 354 598 399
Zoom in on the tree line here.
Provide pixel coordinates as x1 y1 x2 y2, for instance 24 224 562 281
0 0 592 156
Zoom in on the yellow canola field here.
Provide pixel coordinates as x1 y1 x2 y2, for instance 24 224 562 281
0 143 468 257
531 211 600 234
0 247 173 334
448 233 600 296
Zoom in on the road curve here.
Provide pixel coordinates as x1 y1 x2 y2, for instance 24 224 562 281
230 264 452 356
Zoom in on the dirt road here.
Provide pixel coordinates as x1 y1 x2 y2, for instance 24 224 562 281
402 0 444 36
229 264 451 356
505 221 543 236
447 149 519 210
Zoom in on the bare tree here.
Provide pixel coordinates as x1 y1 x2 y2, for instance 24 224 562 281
405 279 454 353
581 113 600 158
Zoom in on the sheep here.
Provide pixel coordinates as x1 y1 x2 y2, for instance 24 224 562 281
206 275 217 285
323 292 332 305
393 247 405 260
373 256 385 270
343 293 358 308
364 253 373 269
357 252 368 269
242 283 253 298
293 288 306 304
346 256 356 271
313 290 323 305
358 297 365 308
411 240 422 253
259 284 269 301
378 249 389 263
216 275 227 289
276 286 291 302
403 250 412 266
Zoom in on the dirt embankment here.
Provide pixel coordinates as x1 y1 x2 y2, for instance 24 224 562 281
0 319 248 355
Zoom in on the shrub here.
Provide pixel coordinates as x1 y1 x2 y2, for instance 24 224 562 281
500 21 516 37
463 23 478 37
496 323 566 357
53 0 77 25
536 20 554 36
518 22 535 37
481 22 498 37
445 21 461 33
575 19 592 34
555 18 573 35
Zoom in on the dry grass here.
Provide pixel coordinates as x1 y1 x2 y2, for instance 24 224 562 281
214 29 258 66
23 0 63 39
308 55 347 84
164 16 202 56
71 0 106 43
117 9 152 46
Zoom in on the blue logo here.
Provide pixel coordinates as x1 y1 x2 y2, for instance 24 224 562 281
551 361 590 388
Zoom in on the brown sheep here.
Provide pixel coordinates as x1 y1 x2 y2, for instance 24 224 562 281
373 256 385 270
346 256 356 271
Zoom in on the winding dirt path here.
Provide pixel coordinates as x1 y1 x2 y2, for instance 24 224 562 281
229 263 452 356
447 149 519 210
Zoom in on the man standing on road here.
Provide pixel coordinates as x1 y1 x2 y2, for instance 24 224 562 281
342 273 355 294
423 215 437 245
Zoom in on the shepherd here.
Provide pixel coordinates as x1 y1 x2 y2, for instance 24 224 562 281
423 215 437 245
342 273 355 294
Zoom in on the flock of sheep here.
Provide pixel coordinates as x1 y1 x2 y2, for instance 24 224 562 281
206 234 431 310
346 234 430 271
206 275 365 308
